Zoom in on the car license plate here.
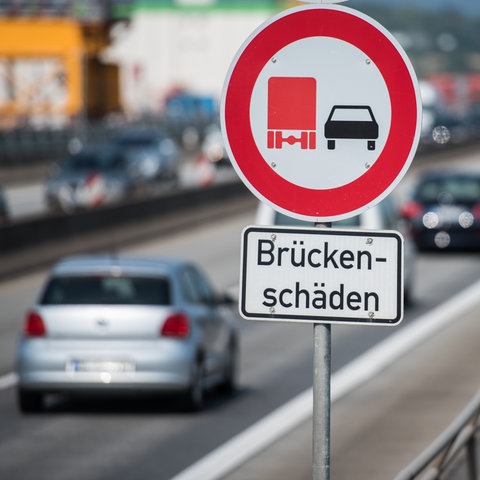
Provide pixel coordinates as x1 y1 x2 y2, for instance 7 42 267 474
436 206 463 224
67 359 135 373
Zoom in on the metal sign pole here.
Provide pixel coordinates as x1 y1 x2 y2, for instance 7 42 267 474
312 220 332 480
312 322 331 480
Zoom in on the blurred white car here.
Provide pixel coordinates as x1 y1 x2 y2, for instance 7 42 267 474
255 196 417 304
201 123 230 168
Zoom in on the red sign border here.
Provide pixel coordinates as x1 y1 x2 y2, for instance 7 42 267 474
221 5 422 221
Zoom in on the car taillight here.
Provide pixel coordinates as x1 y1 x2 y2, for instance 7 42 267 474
401 201 423 219
472 204 480 219
161 313 190 338
85 172 100 186
23 311 46 337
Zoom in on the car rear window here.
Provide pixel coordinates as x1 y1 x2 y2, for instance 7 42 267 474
40 276 171 306
416 177 480 204
329 107 373 122
65 151 126 172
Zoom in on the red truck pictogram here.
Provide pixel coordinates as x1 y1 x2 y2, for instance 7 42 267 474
267 77 317 150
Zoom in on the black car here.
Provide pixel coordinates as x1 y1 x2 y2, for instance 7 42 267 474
109 128 180 184
401 169 480 250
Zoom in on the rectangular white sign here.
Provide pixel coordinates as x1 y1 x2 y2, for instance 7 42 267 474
240 226 404 325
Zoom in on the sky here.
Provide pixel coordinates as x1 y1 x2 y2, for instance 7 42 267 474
349 0 480 17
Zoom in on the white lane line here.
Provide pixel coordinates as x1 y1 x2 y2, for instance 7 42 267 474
171 278 480 480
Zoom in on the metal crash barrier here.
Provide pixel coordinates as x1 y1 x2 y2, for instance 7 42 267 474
394 389 480 480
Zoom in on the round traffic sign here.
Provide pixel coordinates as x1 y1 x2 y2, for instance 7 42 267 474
221 5 422 222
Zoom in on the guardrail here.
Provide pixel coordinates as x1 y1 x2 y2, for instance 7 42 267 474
0 117 209 168
394 389 480 480
0 179 254 279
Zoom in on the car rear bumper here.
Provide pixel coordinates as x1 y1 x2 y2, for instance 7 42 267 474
17 370 192 394
411 227 480 250
16 340 195 394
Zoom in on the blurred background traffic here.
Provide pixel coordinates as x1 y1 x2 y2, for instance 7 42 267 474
0 0 479 222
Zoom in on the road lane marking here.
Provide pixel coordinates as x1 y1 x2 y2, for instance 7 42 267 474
171 277 480 480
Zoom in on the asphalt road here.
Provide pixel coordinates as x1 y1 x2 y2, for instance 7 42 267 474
1 201 480 479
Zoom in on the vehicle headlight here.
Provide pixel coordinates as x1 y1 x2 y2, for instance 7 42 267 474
422 211 439 229
206 143 224 162
459 211 474 229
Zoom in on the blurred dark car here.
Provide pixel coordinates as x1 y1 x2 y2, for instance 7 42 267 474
45 145 140 213
0 186 9 224
109 128 180 184
164 92 217 148
401 169 480 251
15 254 239 413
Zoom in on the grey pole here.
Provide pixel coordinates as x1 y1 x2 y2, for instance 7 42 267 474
312 322 331 480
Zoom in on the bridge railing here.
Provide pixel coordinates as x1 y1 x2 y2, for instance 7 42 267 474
394 389 480 480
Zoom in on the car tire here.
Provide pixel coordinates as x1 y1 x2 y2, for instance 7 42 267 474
184 360 205 412
18 389 44 413
218 339 238 395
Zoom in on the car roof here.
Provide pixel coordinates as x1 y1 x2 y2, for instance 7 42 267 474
71 144 118 154
50 254 188 277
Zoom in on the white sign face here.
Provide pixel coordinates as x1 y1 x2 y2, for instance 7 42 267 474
240 226 404 325
249 37 391 190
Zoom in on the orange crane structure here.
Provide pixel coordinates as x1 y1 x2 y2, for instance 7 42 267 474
0 3 127 129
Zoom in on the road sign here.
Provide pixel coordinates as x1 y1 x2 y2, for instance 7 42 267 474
221 5 422 222
240 226 404 325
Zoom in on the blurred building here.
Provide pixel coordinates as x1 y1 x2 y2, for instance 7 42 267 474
3 0 476 131
0 0 133 129
0 0 282 127
103 0 279 119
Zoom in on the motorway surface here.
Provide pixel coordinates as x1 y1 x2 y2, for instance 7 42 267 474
0 147 480 479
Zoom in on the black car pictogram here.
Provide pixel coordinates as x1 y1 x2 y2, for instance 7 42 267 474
324 105 379 150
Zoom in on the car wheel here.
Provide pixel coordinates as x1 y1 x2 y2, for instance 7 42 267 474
184 360 205 412
18 389 44 413
218 339 238 395
404 285 414 307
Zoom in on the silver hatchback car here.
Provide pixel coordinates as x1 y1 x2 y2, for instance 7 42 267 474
16 255 239 413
